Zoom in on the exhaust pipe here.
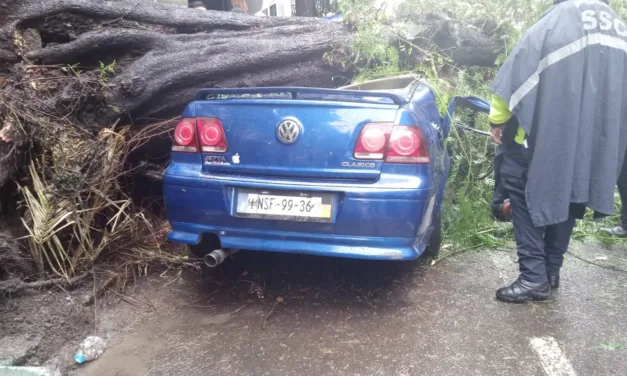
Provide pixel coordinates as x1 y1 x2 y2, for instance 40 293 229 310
203 249 238 268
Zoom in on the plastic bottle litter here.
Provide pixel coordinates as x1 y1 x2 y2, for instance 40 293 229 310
74 336 106 364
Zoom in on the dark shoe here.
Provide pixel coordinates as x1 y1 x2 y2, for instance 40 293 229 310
548 273 560 289
496 277 551 303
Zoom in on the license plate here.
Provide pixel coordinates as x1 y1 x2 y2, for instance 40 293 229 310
235 189 333 222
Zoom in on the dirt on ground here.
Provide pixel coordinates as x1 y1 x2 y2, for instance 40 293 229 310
0 284 94 369
1 241 627 376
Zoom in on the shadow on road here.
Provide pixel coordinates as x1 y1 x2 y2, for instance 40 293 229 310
186 250 429 315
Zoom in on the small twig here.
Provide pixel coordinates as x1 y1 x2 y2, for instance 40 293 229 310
430 244 483 265
137 291 156 310
0 144 16 162
232 299 257 314
261 300 279 331
493 248 516 253
566 251 627 273
162 275 180 288
457 124 492 137
108 289 154 309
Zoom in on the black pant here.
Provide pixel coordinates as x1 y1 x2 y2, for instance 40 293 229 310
501 146 576 283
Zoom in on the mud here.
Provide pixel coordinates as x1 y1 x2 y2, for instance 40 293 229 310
0 285 94 369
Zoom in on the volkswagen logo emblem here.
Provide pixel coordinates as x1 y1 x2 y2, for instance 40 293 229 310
276 119 301 144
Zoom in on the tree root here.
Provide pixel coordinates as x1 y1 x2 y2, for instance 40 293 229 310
0 272 90 295
12 0 308 32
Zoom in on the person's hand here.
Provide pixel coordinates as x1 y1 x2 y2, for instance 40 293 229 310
491 126 504 145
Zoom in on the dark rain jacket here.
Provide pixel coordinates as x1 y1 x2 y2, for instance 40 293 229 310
491 0 627 227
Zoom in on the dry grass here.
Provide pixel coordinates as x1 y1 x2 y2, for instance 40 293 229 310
16 122 189 280
0 62 189 283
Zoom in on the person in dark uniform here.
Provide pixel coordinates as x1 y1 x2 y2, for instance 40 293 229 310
489 0 627 303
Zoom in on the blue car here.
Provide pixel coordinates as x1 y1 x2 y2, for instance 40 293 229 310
164 75 487 266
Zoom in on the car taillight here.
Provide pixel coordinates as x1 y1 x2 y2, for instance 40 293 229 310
354 123 392 159
172 118 198 153
171 117 228 153
197 117 227 153
386 126 429 164
353 124 429 164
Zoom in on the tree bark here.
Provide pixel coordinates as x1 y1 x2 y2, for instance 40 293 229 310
1 0 503 122
2 0 353 125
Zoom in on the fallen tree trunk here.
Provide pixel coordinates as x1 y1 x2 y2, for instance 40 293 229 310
2 0 355 127
1 0 502 128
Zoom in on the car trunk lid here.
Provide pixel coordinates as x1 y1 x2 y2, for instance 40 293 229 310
194 88 403 180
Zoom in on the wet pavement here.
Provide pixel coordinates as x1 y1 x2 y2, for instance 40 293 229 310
72 242 627 376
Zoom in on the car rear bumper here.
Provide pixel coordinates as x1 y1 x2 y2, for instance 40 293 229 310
169 222 431 260
164 166 440 261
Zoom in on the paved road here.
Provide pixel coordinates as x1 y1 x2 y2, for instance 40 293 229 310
73 242 627 376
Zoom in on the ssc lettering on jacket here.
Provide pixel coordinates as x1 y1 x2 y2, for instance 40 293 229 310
581 9 627 37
